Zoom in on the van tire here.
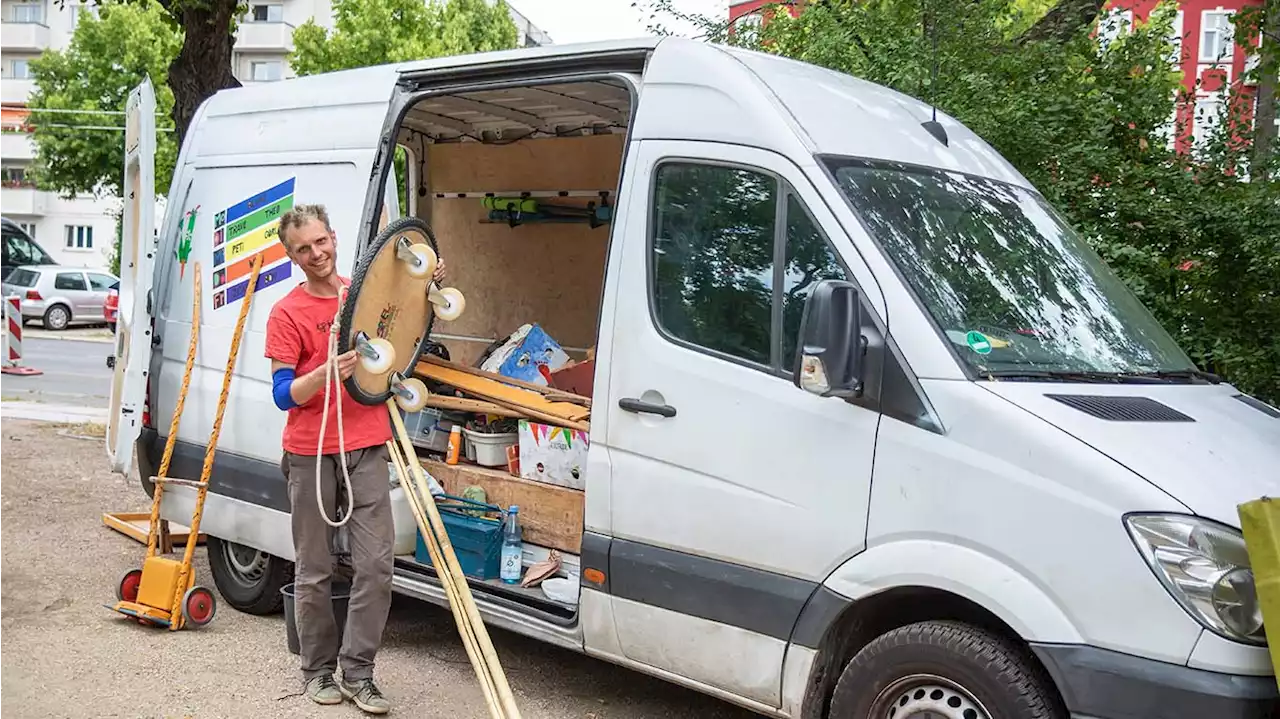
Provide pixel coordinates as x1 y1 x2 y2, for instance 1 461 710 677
207 536 292 615
828 620 1063 719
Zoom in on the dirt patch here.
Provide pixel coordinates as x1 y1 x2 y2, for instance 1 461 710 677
0 419 759 719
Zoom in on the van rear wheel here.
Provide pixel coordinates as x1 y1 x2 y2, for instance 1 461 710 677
829 620 1063 719
207 536 292 615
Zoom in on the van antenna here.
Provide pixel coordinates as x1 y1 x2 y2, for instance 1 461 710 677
920 0 949 147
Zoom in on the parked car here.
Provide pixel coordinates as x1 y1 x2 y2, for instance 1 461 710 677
1 217 57 282
104 279 119 327
1 265 120 330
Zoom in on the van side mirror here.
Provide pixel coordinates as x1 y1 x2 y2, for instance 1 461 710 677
793 280 865 398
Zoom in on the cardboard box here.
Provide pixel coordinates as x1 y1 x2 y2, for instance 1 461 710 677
518 419 589 490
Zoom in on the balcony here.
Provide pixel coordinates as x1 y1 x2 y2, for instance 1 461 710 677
1 79 35 105
0 185 49 216
1 132 34 161
236 21 295 52
0 22 50 51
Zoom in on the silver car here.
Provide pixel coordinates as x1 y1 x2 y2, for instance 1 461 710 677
0 264 119 330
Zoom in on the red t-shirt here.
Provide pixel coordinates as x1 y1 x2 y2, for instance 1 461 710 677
264 278 392 455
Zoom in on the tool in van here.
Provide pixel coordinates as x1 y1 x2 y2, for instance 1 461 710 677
109 257 263 630
335 217 466 409
385 407 522 719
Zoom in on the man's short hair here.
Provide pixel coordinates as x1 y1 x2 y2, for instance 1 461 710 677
278 204 332 249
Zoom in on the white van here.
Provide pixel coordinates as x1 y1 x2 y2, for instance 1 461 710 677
106 37 1280 719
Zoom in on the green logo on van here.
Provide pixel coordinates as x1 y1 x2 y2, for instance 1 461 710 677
965 330 993 355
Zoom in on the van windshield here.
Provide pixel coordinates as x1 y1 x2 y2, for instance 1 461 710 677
824 158 1196 377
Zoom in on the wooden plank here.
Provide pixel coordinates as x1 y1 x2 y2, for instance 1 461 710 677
102 511 205 547
420 355 591 407
424 460 583 554
422 394 530 417
415 359 591 430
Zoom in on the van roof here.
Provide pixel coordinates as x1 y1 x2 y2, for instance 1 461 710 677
190 36 1027 189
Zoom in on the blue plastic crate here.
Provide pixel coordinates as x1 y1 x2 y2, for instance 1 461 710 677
414 495 505 580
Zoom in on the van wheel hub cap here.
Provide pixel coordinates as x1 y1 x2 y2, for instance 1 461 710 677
872 675 988 719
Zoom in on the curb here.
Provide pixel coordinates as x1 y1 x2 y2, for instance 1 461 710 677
18 330 116 345
1 401 109 425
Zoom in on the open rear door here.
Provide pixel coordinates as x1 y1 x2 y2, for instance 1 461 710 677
105 78 157 474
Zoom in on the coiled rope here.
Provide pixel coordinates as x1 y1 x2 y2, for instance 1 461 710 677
314 284 355 528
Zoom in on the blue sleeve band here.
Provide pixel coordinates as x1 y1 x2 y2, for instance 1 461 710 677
272 367 298 410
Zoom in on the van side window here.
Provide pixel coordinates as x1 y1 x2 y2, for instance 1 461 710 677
782 193 848 371
651 162 777 367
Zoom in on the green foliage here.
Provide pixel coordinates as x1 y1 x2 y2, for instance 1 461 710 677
643 0 1280 403
27 0 180 200
290 0 519 76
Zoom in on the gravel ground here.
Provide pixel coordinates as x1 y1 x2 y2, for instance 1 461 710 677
0 419 760 719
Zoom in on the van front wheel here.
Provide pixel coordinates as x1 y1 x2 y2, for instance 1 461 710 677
829 620 1063 719
207 536 293 615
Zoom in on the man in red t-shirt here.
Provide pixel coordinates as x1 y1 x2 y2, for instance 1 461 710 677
264 204 444 713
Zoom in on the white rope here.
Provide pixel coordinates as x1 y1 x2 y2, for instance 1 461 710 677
315 286 355 528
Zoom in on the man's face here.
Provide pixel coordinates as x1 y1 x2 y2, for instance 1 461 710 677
283 218 336 281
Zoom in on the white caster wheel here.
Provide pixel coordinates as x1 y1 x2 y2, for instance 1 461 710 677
360 337 396 375
394 377 429 412
402 242 438 280
430 287 465 322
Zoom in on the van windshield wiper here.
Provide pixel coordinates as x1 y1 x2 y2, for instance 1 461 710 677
1119 368 1221 384
981 369 1164 383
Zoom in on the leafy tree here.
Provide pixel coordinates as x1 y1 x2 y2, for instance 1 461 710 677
641 0 1280 403
290 0 518 75
29 1 180 277
27 0 180 200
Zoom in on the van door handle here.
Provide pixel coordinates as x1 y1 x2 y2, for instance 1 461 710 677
619 397 677 418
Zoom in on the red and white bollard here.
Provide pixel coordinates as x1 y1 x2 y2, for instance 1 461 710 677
2 295 43 376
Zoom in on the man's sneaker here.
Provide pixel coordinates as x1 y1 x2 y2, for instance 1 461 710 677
339 677 391 715
304 673 343 705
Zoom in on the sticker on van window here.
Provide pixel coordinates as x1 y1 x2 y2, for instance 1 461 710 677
210 177 296 310
965 330 993 355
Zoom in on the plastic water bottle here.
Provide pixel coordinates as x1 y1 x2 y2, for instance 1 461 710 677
500 505 523 584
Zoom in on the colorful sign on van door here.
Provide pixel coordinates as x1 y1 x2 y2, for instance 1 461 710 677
210 177 296 310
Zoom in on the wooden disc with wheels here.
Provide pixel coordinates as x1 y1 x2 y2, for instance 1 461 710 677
182 586 217 627
393 377 429 412
339 217 444 406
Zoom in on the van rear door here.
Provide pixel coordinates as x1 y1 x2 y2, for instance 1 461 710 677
105 78 158 474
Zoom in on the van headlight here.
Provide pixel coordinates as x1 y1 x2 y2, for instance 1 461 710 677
1125 513 1265 645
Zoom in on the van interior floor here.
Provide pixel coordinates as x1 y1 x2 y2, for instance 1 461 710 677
373 75 633 628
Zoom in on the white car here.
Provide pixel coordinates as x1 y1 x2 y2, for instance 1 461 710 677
1 264 119 330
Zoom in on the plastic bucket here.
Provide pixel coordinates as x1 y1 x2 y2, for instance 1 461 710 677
281 581 351 655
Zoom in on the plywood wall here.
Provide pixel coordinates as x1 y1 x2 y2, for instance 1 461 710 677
425 134 625 366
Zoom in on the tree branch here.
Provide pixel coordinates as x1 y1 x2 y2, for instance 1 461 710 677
1016 0 1106 45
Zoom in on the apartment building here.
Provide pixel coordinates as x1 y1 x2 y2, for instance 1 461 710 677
0 0 551 270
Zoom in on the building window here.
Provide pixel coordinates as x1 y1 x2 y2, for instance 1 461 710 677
69 2 99 29
2 166 31 187
1097 8 1133 51
10 59 32 79
1193 96 1222 150
65 225 94 250
19 223 36 240
11 2 46 23
250 3 283 22
1169 11 1184 68
250 60 283 82
1200 11 1234 63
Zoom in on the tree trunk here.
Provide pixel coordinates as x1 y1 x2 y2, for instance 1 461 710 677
166 0 241 146
1017 0 1107 45
1251 1 1278 173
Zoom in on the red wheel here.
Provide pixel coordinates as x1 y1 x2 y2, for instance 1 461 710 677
182 586 217 627
117 569 143 603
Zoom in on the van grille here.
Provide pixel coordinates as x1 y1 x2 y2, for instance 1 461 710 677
1044 394 1195 422
1234 394 1280 419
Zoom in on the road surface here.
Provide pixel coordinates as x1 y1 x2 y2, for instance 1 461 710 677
1 337 114 408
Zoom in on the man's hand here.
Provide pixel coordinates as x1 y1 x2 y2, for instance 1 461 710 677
433 258 447 284
335 350 359 380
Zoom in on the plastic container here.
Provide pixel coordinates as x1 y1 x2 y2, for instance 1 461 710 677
388 485 417 555
281 581 351 655
463 428 518 468
415 495 505 579
402 407 459 453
